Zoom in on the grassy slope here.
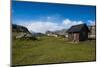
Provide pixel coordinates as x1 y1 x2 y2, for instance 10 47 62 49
12 36 96 65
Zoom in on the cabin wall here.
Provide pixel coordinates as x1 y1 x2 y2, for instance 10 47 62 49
79 31 88 41
68 33 73 41
68 32 88 42
68 33 79 42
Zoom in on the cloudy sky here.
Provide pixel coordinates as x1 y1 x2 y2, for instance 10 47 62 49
12 1 96 33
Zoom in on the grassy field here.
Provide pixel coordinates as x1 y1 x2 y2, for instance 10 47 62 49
12 36 96 65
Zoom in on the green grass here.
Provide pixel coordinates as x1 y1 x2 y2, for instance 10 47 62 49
12 36 96 65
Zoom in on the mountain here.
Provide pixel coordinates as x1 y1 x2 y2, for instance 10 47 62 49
31 32 45 37
45 29 68 36
12 24 46 39
12 24 30 33
54 29 68 35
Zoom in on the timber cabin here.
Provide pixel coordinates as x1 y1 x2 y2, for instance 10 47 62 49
67 24 90 42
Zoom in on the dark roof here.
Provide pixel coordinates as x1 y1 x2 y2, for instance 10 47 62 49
67 24 90 33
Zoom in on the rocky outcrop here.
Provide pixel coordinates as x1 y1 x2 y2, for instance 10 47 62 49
12 24 33 39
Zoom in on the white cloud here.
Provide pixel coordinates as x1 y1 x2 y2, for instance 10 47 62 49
62 19 83 28
17 18 94 33
88 20 95 25
19 21 64 33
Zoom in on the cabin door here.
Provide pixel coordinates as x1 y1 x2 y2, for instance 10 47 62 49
73 33 79 42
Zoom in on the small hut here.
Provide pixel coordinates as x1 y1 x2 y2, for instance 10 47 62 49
67 24 90 42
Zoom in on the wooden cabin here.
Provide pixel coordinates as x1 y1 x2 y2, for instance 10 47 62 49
67 24 90 42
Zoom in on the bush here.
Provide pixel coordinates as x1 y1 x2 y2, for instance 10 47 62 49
29 36 38 40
